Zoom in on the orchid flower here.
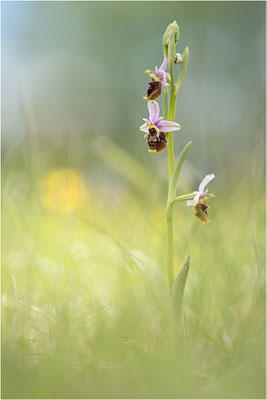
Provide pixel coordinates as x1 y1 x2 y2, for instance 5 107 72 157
144 56 171 100
139 101 181 153
187 174 215 223
140 100 180 134
146 56 171 86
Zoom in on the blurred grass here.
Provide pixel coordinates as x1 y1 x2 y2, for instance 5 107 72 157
2 128 265 399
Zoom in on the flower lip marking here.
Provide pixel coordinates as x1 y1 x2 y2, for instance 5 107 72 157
148 125 158 136
187 174 215 223
195 202 210 224
147 129 167 153
147 81 162 101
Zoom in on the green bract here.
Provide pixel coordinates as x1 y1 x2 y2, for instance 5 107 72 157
167 30 176 72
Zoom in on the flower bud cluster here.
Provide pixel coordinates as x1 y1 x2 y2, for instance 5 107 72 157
163 21 180 62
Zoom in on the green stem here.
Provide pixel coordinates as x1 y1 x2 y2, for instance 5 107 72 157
163 86 169 120
165 47 190 293
166 142 192 292
167 133 174 181
166 70 177 291
169 71 177 121
166 207 173 291
167 71 177 179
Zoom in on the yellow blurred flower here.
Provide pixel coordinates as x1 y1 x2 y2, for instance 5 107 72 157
40 168 88 215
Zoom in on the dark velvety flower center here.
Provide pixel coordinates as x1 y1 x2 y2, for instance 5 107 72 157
147 131 168 153
198 203 208 215
148 127 157 136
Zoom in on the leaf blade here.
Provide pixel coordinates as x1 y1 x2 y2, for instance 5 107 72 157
170 254 190 349
167 141 192 205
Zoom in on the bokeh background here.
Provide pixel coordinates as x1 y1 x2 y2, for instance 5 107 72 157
2 2 265 399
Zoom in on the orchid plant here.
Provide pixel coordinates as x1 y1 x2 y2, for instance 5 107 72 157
139 21 215 347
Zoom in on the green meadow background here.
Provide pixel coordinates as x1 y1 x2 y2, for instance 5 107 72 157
2 1 265 398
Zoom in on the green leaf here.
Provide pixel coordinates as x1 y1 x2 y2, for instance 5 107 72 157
163 86 169 120
170 254 190 349
167 141 192 207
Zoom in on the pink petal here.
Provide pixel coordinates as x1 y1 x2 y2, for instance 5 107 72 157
187 192 200 207
186 199 195 207
156 70 165 81
159 56 168 71
140 123 149 133
198 174 215 193
154 117 163 126
147 101 160 123
157 120 181 133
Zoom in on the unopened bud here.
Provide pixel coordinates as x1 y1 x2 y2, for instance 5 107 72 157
162 21 180 58
174 53 183 64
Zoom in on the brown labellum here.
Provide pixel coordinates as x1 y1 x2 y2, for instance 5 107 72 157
195 203 210 224
147 80 162 100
